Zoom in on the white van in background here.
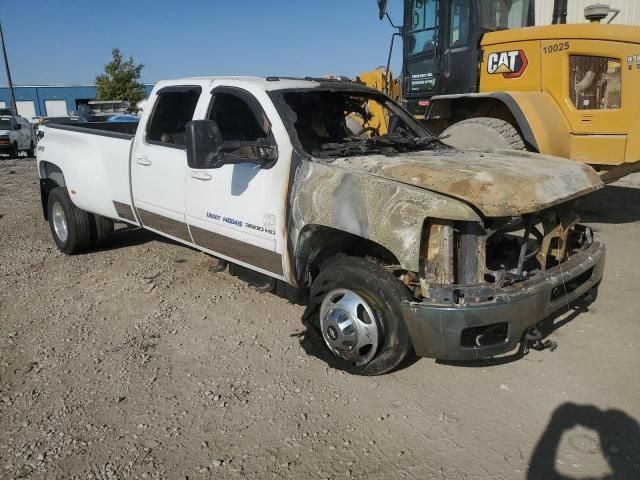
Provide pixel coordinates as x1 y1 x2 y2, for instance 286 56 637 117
0 115 35 158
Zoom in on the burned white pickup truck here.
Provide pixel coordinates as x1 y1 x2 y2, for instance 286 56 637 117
37 77 605 375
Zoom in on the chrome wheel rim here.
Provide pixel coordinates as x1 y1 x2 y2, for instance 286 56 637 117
319 289 380 366
51 202 68 243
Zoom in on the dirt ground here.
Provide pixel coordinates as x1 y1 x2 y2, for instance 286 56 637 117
1 157 639 480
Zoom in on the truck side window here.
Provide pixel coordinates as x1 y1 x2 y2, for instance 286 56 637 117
147 88 201 147
207 92 269 142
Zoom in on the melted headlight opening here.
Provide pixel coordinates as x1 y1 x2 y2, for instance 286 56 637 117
420 206 592 298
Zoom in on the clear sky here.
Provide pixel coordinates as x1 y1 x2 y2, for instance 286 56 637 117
0 0 403 85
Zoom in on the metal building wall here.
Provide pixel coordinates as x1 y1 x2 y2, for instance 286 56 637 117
535 0 640 25
0 84 155 118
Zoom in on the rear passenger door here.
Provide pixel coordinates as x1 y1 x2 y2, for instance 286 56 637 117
131 85 201 244
185 86 286 278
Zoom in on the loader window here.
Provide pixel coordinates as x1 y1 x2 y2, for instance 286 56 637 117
147 87 201 147
449 0 471 47
407 0 439 56
480 0 534 30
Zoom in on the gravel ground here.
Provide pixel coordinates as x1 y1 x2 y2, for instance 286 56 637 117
1 157 639 480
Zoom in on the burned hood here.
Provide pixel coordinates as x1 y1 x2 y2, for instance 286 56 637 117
328 149 604 217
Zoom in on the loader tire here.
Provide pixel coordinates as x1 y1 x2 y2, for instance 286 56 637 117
440 117 526 151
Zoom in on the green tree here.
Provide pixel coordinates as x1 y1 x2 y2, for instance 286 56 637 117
95 48 145 112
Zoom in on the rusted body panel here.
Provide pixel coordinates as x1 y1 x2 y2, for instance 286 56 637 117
326 149 603 218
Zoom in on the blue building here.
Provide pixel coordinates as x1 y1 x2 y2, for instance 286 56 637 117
0 84 154 119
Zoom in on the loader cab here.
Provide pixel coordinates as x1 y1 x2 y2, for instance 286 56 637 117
399 0 535 116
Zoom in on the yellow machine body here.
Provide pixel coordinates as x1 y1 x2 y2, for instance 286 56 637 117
352 68 401 135
471 23 640 181
361 22 640 181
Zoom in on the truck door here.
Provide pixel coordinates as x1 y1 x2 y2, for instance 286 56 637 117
185 86 287 279
130 85 201 243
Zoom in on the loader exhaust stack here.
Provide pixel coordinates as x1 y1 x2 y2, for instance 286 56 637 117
552 0 569 24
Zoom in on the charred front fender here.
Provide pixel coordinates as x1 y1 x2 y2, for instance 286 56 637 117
289 158 481 277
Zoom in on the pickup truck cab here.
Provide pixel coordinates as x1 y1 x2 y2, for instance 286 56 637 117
37 77 605 375
1 115 35 158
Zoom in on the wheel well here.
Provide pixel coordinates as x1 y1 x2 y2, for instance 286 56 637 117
39 162 66 220
427 97 538 151
295 225 401 287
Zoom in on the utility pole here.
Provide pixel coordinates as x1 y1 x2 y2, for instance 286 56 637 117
0 19 17 114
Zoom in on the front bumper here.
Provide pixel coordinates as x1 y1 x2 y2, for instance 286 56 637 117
401 235 606 360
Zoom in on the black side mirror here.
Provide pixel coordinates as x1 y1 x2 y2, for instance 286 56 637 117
378 0 388 20
13 124 21 130
186 120 278 170
186 120 226 169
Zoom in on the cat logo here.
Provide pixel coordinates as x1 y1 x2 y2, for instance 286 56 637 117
487 50 528 78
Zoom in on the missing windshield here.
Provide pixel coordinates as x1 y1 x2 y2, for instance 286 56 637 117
279 90 444 159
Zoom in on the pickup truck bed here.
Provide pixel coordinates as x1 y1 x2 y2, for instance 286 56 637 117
40 122 138 226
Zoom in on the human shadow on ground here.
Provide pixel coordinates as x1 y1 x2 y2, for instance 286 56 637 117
578 185 640 224
528 402 640 480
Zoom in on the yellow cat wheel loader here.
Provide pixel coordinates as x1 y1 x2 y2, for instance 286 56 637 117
373 0 640 182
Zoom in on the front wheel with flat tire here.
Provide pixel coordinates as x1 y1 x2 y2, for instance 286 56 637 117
47 187 92 254
307 257 414 376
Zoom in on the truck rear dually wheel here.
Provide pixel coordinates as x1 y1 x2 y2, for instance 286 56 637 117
91 214 114 250
308 257 413 375
47 187 92 255
440 117 526 151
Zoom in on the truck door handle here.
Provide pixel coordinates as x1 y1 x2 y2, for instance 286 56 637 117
190 171 212 181
135 156 152 166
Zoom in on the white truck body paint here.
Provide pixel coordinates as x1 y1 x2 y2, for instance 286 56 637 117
38 77 301 282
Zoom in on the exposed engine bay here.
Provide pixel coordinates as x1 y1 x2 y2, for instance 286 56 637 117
415 203 595 303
